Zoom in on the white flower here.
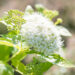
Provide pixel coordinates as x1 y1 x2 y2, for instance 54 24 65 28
21 13 63 56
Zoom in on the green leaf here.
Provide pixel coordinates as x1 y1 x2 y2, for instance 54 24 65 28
0 40 21 50
57 60 75 68
43 54 75 68
11 50 27 75
27 50 75 68
25 58 53 75
0 44 13 61
0 39 22 61
11 50 27 61
12 61 26 75
0 61 14 75
0 40 16 47
0 39 13 61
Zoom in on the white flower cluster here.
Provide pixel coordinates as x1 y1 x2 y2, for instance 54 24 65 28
21 13 63 56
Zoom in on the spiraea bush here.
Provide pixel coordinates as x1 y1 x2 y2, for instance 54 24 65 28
0 4 74 75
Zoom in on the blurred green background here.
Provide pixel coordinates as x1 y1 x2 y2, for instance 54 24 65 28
0 0 75 75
